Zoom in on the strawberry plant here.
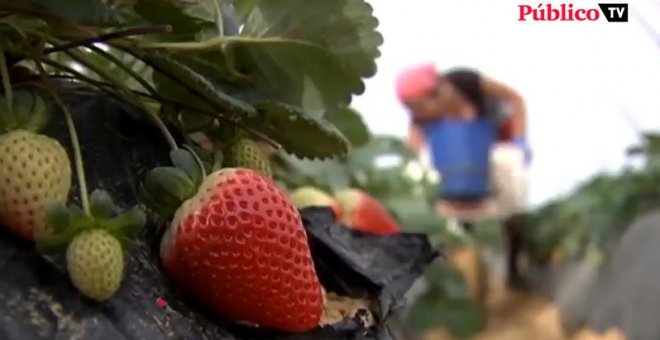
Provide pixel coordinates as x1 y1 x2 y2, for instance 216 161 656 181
0 0 486 337
524 132 660 267
0 0 445 334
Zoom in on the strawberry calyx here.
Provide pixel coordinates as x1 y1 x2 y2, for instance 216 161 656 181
35 189 146 255
140 148 206 219
0 88 52 134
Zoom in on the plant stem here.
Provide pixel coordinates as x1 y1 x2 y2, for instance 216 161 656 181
43 67 280 151
183 144 207 178
213 0 224 37
117 48 280 149
24 30 177 152
135 36 322 51
39 58 115 91
83 46 181 150
87 45 157 95
0 47 13 113
33 60 91 215
61 48 178 151
42 25 172 55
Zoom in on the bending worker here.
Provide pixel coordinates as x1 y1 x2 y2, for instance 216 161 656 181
395 63 531 290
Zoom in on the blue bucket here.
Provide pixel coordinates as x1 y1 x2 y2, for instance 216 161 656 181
422 118 496 200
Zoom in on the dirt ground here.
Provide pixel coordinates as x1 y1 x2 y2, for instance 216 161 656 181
422 248 626 340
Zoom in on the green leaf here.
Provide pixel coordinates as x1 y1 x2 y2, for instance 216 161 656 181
103 207 147 241
225 40 356 117
440 299 484 338
133 0 208 41
116 236 137 251
405 298 443 331
146 167 196 202
143 52 255 115
0 97 13 132
180 0 227 40
80 46 153 93
35 232 72 255
245 102 349 159
139 185 175 218
644 132 660 154
212 149 224 172
134 0 238 41
69 212 96 230
1 88 52 132
170 51 244 85
44 203 72 234
326 107 370 147
179 110 216 133
6 0 123 25
11 89 35 128
170 148 204 186
231 0 382 113
142 166 196 215
407 263 484 337
23 91 51 132
36 209 94 255
89 189 115 220
275 154 352 190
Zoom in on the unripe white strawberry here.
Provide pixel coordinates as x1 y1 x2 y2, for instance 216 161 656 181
0 89 71 240
0 129 71 240
66 229 124 301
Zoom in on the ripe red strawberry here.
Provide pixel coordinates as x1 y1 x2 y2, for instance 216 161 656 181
160 168 323 332
290 186 343 220
335 189 401 235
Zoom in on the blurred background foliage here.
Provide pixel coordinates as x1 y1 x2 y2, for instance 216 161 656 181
274 125 660 338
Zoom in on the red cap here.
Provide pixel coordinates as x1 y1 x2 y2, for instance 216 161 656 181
395 63 439 102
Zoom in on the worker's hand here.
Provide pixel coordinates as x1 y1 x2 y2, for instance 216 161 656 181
407 124 426 156
512 136 532 165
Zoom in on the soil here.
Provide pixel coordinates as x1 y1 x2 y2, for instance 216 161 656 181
422 247 626 340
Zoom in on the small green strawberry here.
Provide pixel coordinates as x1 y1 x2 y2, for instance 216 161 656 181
36 189 146 302
224 138 272 177
0 89 71 240
66 228 124 301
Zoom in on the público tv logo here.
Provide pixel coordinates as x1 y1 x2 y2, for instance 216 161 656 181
518 3 628 22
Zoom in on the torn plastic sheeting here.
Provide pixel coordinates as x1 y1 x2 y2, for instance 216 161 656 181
302 207 442 322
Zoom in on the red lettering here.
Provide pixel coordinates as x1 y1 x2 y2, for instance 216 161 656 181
518 5 532 21
533 5 545 21
518 3 602 22
566 4 575 20
586 9 600 20
548 5 560 20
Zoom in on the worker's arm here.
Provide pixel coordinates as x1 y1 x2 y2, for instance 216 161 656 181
480 76 527 137
407 123 426 156
481 75 532 164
